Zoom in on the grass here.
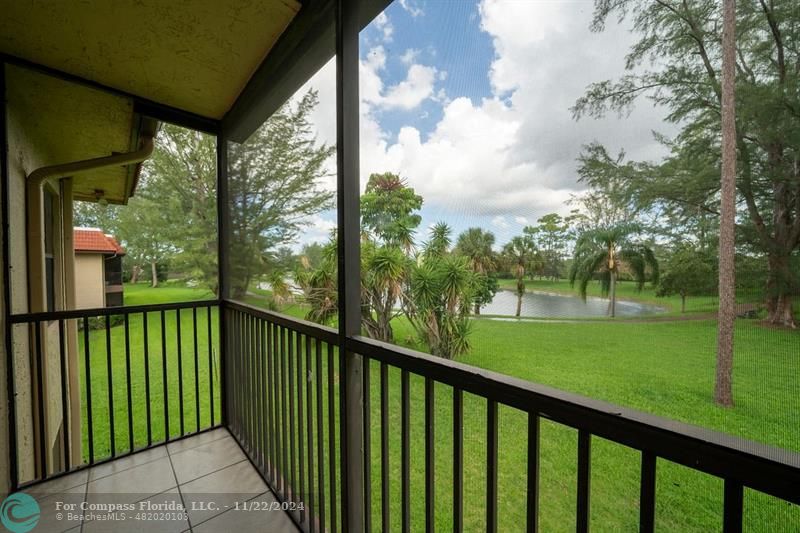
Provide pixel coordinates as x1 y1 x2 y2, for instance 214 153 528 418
77 282 220 458
77 283 799 531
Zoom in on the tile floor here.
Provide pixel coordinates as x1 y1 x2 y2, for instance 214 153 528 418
27 428 299 532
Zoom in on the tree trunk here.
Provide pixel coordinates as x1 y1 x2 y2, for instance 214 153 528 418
150 261 158 288
765 252 797 328
609 270 617 318
715 0 736 408
130 265 139 284
474 302 481 315
681 294 686 314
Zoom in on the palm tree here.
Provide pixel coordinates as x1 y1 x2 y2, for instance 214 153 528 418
455 228 496 314
569 224 658 317
502 236 538 317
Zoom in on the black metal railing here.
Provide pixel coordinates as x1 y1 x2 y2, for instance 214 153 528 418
7 300 222 489
225 300 343 533
224 301 800 533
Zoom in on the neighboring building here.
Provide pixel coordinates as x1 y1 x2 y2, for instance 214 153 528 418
74 228 125 309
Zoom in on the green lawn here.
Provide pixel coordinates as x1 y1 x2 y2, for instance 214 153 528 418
78 282 220 458
77 284 798 531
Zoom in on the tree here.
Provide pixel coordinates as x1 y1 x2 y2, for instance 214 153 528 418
502 235 539 317
228 89 334 299
455 228 497 313
361 172 422 250
656 246 716 313
569 224 659 317
524 214 570 280
141 124 219 292
716 0 737 406
358 173 424 342
403 224 476 359
574 0 800 328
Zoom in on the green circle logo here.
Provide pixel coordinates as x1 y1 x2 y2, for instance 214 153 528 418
0 493 40 533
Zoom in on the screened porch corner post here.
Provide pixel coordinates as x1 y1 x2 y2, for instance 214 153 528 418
336 0 365 531
216 128 230 429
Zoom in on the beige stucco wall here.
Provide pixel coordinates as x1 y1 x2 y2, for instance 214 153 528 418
74 254 105 309
3 64 74 485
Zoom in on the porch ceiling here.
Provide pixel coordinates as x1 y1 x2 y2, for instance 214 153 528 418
0 0 301 120
6 64 139 205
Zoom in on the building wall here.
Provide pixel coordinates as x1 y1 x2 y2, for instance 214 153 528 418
75 254 105 309
3 64 74 485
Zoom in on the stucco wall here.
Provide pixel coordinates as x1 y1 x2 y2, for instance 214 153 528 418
4 64 71 484
75 254 105 309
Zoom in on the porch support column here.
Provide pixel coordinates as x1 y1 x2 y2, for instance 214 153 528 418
216 131 229 426
336 0 364 531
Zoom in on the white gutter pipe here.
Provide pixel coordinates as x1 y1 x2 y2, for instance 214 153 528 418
26 136 155 312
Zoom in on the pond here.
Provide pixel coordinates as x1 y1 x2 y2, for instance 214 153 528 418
480 290 666 318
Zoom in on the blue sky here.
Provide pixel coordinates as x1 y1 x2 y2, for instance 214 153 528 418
295 0 674 250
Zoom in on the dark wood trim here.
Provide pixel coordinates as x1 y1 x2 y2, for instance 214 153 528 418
223 0 392 143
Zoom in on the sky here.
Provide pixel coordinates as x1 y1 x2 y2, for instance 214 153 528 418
293 0 675 248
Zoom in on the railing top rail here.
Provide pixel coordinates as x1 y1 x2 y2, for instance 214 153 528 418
224 299 339 344
347 335 800 505
8 298 220 324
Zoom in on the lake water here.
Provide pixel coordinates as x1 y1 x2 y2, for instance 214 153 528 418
480 290 666 318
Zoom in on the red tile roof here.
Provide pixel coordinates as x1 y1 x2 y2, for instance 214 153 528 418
74 228 125 255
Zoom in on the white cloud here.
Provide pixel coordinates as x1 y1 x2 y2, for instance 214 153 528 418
491 216 510 229
382 64 438 110
399 0 424 18
293 214 336 250
514 216 528 225
374 12 394 41
400 48 420 65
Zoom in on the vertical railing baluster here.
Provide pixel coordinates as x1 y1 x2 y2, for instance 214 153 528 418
639 452 656 533
723 479 743 533
207 306 214 427
105 315 116 457
380 362 390 533
288 328 296 501
83 317 94 464
143 312 152 447
305 334 315 531
297 332 306 522
487 400 498 533
34 321 47 477
280 326 289 497
577 431 592 533
160 310 169 441
316 339 326 533
242 313 249 447
401 369 410 533
124 314 133 452
257 319 266 471
425 377 435 533
338 342 348 533
58 319 70 471
193 307 200 432
267 321 275 483
527 413 540 533
246 314 253 450
328 342 338 533
176 309 184 437
453 388 463 533
364 356 372 533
